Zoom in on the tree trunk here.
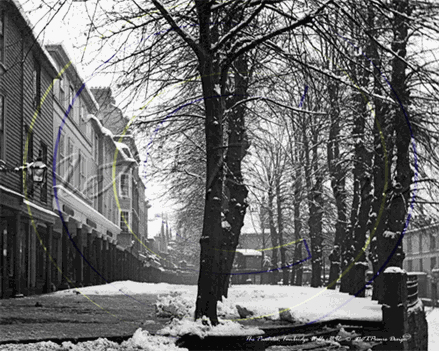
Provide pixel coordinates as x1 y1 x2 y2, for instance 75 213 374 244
219 54 250 300
303 124 323 288
194 11 226 323
350 41 373 297
374 0 412 303
268 187 279 285
326 77 346 290
276 176 289 285
291 152 303 286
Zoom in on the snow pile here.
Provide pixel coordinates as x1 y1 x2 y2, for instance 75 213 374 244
155 292 237 319
157 317 263 339
155 291 194 318
0 332 187 351
121 328 187 351
60 338 119 350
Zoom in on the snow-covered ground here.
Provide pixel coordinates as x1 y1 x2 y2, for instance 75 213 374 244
427 307 439 351
2 282 437 350
54 281 383 322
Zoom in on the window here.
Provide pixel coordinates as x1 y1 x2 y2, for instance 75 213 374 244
120 174 129 198
93 177 98 209
407 260 412 272
94 132 99 163
24 125 34 197
40 142 47 203
58 132 65 178
60 79 65 108
24 125 33 164
79 150 86 192
67 138 74 183
104 192 108 219
109 197 113 224
420 258 424 272
120 211 129 232
407 236 412 254
53 73 60 101
419 234 423 253
32 61 41 110
431 257 437 271
0 11 4 64
0 95 4 159
430 234 436 251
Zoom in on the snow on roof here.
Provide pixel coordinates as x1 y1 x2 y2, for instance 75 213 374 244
236 249 262 257
85 115 137 165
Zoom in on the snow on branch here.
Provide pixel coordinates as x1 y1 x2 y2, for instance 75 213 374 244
151 0 204 59
222 0 335 70
212 0 267 53
226 96 327 116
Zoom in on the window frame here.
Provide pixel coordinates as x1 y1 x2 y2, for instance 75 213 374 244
79 149 86 192
120 210 130 232
67 137 74 184
24 124 34 165
60 78 65 108
32 61 41 110
58 131 65 178
120 173 130 198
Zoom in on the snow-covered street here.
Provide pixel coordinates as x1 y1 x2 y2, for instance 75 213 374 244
0 281 437 350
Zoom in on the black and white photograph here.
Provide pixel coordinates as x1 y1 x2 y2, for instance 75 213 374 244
0 0 438 350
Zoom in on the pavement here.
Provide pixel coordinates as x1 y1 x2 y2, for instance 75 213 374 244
0 291 168 344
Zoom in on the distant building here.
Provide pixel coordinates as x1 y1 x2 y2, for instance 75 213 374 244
403 222 439 273
91 87 148 254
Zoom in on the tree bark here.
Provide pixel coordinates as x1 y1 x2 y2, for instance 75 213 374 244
326 77 346 290
276 176 289 285
194 3 226 324
219 53 250 300
268 187 279 285
291 146 303 286
303 123 323 288
373 0 412 303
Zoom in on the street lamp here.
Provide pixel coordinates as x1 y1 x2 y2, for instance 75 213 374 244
29 151 47 184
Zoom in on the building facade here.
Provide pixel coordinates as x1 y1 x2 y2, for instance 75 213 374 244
1 0 58 297
403 222 439 274
1 0 150 298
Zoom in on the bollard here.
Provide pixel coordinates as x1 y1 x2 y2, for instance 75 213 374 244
381 266 407 350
